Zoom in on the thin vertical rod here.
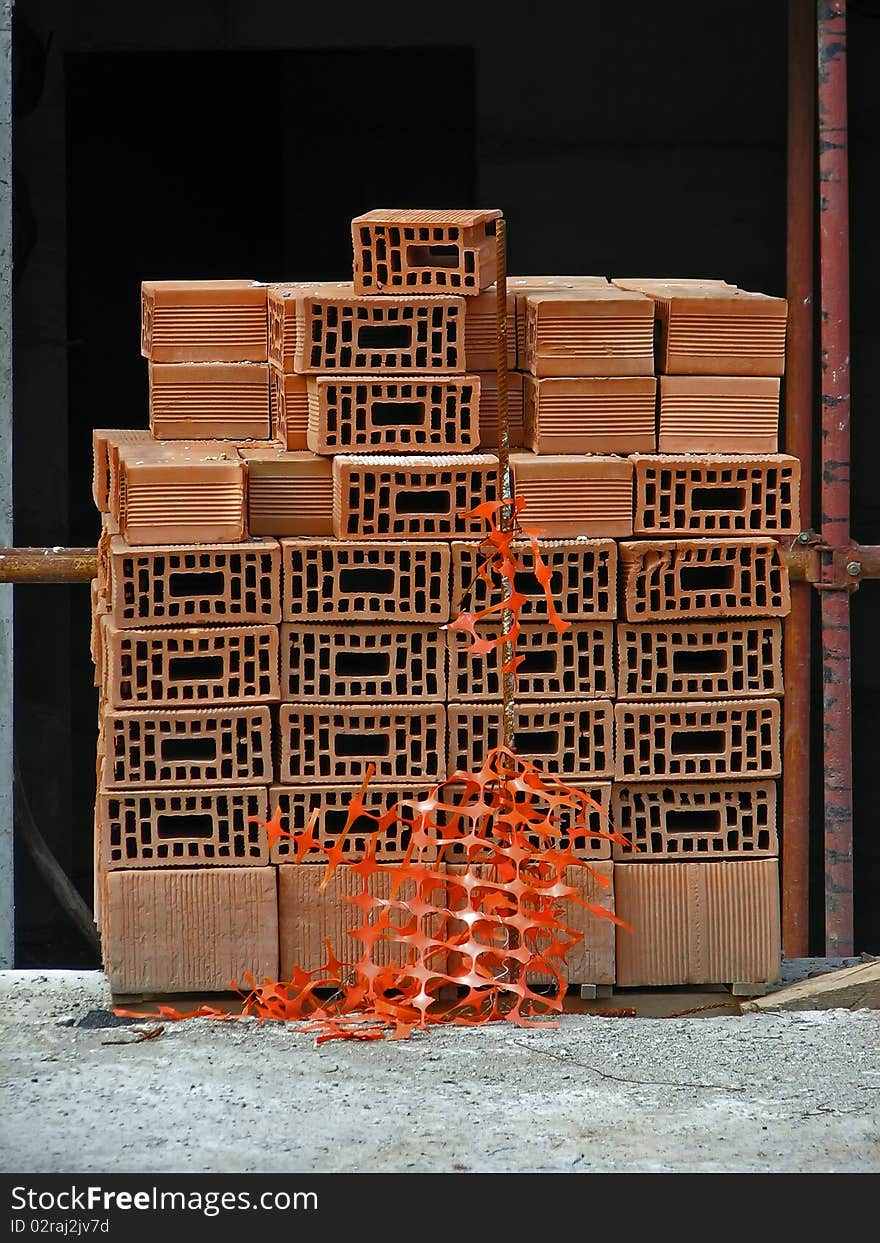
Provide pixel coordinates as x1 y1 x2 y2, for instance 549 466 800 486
495 220 515 748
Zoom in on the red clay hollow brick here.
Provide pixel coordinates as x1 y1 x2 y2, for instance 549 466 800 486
333 453 498 540
149 362 272 441
440 782 612 862
446 621 615 701
280 623 446 702
658 376 781 453
100 705 273 787
105 535 280 628
99 786 269 869
266 281 353 372
307 374 480 454
141 280 268 364
240 448 334 537
115 441 247 546
101 619 280 709
619 537 791 620
617 620 784 699
447 700 615 780
611 780 779 860
268 784 436 864
452 537 617 622
463 286 516 369
281 538 450 623
277 702 446 785
524 376 656 455
93 429 154 514
614 698 782 782
508 276 611 368
475 371 525 449
352 208 502 295
632 454 800 536
270 367 309 450
511 454 634 538
523 287 655 378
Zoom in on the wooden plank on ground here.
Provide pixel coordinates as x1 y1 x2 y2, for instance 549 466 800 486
740 959 880 1014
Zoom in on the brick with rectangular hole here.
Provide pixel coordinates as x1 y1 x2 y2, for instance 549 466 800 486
452 537 617 621
268 784 436 863
281 623 446 702
115 440 246 545
614 699 781 781
306 375 480 454
149 362 272 441
105 535 280 628
446 621 614 701
617 620 783 699
524 376 656 455
511 454 633 537
611 780 778 860
658 376 780 453
439 782 612 861
633 454 800 535
523 287 655 377
447 701 614 779
98 786 269 869
619 537 791 620
352 209 502 295
101 619 280 708
282 538 450 622
278 703 446 785
241 448 334 536
333 453 498 540
141 280 268 363
100 706 273 787
267 281 353 373
270 367 309 449
93 429 154 514
475 371 525 448
463 287 516 369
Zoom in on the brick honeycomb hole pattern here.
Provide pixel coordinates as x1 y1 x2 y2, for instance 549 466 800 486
447 622 615 701
633 454 801 535
307 374 480 454
352 209 501 294
277 703 447 784
268 786 436 864
99 787 269 869
616 620 783 699
614 699 782 781
101 706 273 787
281 623 446 702
611 781 778 860
620 538 791 620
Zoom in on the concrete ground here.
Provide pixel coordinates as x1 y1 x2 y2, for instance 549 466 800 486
1 970 878 1173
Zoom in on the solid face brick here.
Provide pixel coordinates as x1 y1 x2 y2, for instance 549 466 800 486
270 367 309 449
352 208 502 295
282 538 450 622
616 620 783 699
524 287 655 378
446 621 615 701
93 429 154 514
278 702 446 784
333 453 498 540
280 623 446 702
511 453 634 537
474 371 525 449
115 441 247 546
447 701 615 780
619 538 791 620
141 280 268 363
440 782 612 861
524 376 656 455
508 277 611 368
632 454 800 535
611 780 778 860
614 699 782 781
269 784 436 864
307 374 481 454
149 362 272 441
240 448 334 537
100 706 273 787
463 287 516 369
658 376 780 454
98 787 269 869
452 537 617 621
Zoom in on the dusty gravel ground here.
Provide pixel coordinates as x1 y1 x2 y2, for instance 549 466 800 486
1 970 878 1173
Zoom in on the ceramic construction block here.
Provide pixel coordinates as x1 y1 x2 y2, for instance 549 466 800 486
611 780 778 860
333 453 498 540
141 280 268 364
115 441 246 546
616 620 784 699
619 538 791 620
352 208 502 295
98 787 269 869
475 371 525 449
447 700 615 780
614 698 782 782
100 705 273 787
101 619 279 709
104 866 278 994
632 454 800 536
104 535 280 628
446 621 615 701
278 703 447 785
658 376 780 453
93 429 154 514
270 368 309 450
268 784 435 864
280 623 446 702
452 537 617 622
440 782 612 862
149 362 272 441
511 454 634 537
307 374 480 454
241 448 334 537
523 287 655 378
524 376 656 455
614 859 781 986
267 281 353 373
508 277 611 368
463 287 516 369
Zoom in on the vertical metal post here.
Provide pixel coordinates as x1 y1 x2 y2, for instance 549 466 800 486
495 220 515 749
817 0 854 955
0 0 13 967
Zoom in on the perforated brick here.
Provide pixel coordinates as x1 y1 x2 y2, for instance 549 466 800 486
104 535 280 628
270 368 309 449
633 454 800 535
611 780 778 859
352 208 502 294
614 699 781 781
523 287 655 377
463 287 516 369
280 623 446 702
441 782 612 861
101 619 280 708
619 538 791 620
98 786 269 869
100 706 273 787
267 281 353 373
511 453 634 537
277 703 446 785
268 784 435 863
446 621 614 701
282 538 451 622
141 280 268 363
658 376 780 454
241 448 334 537
447 701 614 780
452 537 617 621
474 371 525 448
617 620 783 699
524 376 656 455
115 441 246 546
307 375 480 454
333 453 498 540
92 429 153 514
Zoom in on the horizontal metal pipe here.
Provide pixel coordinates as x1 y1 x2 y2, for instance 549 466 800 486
0 548 98 583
